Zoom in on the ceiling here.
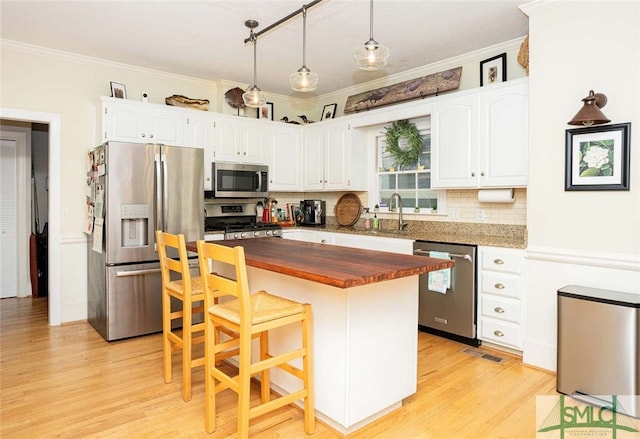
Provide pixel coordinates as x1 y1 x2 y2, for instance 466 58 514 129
0 0 529 97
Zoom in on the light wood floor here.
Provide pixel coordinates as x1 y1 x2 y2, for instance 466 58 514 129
1 297 557 438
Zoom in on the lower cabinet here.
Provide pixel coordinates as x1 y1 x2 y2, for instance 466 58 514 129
281 229 412 254
478 246 526 351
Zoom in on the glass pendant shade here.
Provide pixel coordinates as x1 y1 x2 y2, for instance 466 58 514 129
243 85 266 108
290 6 318 92
242 21 266 108
354 39 390 71
354 0 389 71
290 66 319 92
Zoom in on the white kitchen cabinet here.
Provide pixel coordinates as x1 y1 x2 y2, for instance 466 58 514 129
268 123 302 191
211 114 268 164
302 120 353 191
431 79 528 189
186 113 215 190
101 97 188 146
478 246 526 351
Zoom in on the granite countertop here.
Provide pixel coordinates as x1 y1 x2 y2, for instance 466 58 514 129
205 220 528 249
296 219 528 249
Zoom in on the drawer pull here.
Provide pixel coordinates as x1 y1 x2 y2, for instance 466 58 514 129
493 259 504 265
494 307 505 314
494 283 505 289
493 330 504 337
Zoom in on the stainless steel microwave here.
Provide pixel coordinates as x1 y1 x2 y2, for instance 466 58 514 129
211 162 268 198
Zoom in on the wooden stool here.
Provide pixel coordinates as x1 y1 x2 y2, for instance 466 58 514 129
156 231 205 402
196 241 315 438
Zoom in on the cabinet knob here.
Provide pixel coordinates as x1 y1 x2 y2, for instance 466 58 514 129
493 259 504 265
324 180 327 183
493 330 504 337
243 152 247 155
237 151 240 155
141 133 146 138
471 172 476 177
206 177 210 182
494 283 505 289
150 134 154 139
481 171 485 176
321 239 326 244
494 307 505 314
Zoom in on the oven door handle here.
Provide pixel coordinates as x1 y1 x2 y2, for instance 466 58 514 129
413 249 472 262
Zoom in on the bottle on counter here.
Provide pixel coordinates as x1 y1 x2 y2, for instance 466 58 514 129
364 208 371 230
372 213 379 231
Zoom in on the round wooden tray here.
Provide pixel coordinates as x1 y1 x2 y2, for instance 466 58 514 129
334 193 362 226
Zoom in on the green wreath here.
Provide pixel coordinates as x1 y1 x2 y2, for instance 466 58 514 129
384 120 423 168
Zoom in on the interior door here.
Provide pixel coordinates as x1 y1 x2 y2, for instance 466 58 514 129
0 139 18 298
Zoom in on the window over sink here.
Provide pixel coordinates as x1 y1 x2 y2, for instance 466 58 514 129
375 117 445 214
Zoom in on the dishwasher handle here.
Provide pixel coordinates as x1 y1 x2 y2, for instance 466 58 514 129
413 249 472 262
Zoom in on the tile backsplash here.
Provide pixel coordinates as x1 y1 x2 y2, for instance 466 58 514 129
271 188 527 226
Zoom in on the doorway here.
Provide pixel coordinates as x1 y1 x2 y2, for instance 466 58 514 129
0 108 61 325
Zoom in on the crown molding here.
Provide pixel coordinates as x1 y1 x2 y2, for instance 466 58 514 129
519 0 574 17
1 39 213 86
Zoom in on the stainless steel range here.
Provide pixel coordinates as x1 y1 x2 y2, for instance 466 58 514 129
205 198 282 240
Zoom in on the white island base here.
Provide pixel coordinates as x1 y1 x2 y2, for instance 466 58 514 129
246 266 419 434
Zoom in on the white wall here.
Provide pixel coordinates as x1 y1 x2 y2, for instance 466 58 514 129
522 0 640 371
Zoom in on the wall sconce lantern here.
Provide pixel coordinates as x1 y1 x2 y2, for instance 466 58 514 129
567 90 611 126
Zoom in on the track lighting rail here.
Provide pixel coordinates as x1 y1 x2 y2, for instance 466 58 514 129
243 0 323 44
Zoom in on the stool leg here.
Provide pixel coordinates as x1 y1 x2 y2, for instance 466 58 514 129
162 290 172 384
182 300 192 402
237 331 252 439
259 331 270 403
205 317 216 433
302 305 316 434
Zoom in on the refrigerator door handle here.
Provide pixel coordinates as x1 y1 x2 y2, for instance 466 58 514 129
154 152 163 232
162 152 168 231
116 268 162 277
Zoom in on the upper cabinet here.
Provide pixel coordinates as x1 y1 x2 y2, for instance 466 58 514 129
268 123 303 191
211 115 269 164
302 119 364 191
431 79 528 189
101 97 189 146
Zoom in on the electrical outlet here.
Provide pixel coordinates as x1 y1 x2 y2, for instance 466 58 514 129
449 208 459 219
477 209 485 221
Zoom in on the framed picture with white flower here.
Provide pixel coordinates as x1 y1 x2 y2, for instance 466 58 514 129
565 122 631 191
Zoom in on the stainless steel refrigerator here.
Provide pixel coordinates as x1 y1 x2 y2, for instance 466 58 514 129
87 141 203 341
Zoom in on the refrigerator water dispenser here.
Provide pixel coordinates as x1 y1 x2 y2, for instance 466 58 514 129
121 204 149 247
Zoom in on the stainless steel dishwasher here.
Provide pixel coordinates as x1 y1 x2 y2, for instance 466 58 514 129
413 241 479 347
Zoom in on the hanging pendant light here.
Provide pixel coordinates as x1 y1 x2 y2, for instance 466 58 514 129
242 20 267 108
289 5 319 92
353 0 389 71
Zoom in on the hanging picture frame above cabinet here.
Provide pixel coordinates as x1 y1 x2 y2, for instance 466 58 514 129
480 53 506 86
257 102 274 120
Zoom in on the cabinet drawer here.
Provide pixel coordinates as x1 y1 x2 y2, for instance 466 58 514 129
481 249 522 274
480 318 522 349
481 296 521 324
481 272 522 299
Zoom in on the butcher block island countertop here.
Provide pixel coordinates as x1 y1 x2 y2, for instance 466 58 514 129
187 237 453 288
187 237 454 435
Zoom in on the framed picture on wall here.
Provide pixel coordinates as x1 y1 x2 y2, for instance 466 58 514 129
565 122 631 191
321 103 337 121
110 82 127 99
479 53 506 86
258 102 274 120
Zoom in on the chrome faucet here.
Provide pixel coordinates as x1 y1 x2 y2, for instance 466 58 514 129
389 193 407 231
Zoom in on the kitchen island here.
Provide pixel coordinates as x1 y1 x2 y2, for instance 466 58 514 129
187 238 453 434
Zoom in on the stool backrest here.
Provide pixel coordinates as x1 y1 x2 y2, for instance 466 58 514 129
197 241 251 327
156 231 193 295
